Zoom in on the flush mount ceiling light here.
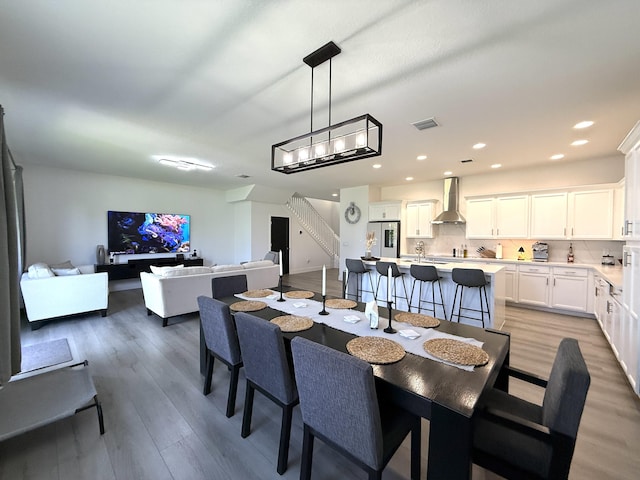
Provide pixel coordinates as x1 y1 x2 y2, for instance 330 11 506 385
271 41 382 174
153 155 213 171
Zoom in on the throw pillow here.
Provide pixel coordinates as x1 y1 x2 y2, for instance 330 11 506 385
51 267 82 276
50 260 75 270
150 264 184 275
27 263 55 279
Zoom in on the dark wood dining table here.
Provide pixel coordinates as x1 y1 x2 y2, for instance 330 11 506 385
211 288 511 480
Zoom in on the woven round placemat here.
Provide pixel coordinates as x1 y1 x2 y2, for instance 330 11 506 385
284 290 315 299
243 289 273 298
423 338 489 366
395 312 440 328
325 298 358 309
271 315 314 332
230 300 267 312
346 337 405 365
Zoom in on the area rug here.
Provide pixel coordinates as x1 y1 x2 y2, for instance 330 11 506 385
20 338 73 373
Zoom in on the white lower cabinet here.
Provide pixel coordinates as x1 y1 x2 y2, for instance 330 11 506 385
517 265 550 307
516 264 590 313
620 306 639 392
503 264 517 302
550 267 589 312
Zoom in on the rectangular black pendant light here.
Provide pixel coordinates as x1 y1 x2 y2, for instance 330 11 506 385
272 41 383 174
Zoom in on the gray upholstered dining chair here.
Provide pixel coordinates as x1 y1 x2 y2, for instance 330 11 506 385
197 296 243 418
199 274 248 374
211 274 248 299
473 337 590 479
234 312 299 475
290 336 421 480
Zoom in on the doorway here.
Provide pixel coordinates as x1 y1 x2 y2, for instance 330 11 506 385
270 216 290 274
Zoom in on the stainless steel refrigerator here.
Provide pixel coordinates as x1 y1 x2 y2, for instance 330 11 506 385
367 221 401 258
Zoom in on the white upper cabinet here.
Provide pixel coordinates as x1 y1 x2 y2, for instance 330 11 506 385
466 195 529 239
405 201 435 238
530 189 614 240
465 198 495 238
614 180 625 240
530 192 568 239
369 201 402 221
495 195 530 238
568 189 614 239
624 137 640 240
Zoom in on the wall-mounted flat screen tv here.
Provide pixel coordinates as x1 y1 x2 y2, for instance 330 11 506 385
107 211 190 254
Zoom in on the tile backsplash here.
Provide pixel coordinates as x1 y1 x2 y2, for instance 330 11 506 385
405 224 624 265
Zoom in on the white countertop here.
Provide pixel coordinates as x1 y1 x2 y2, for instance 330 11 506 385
398 253 624 289
362 257 505 275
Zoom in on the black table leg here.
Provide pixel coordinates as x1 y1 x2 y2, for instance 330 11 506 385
427 403 472 480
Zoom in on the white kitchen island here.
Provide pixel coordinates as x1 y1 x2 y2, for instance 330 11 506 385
346 258 506 329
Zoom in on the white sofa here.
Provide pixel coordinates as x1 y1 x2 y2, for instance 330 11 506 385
140 260 280 326
20 263 109 329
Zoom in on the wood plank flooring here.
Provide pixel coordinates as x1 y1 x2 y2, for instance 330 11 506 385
1 268 639 479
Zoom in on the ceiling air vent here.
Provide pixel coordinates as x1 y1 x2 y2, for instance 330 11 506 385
411 117 439 131
236 174 251 179
460 158 473 163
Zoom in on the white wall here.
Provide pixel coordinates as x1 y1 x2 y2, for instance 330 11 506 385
307 197 340 233
338 185 374 278
23 165 237 268
248 201 333 274
22 165 337 292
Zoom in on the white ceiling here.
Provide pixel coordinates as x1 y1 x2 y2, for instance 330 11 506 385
1 1 639 201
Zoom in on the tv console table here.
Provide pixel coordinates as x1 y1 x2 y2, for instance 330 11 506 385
96 257 204 281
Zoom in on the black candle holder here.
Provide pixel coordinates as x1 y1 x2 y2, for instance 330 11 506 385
277 275 285 302
319 295 329 315
384 300 396 334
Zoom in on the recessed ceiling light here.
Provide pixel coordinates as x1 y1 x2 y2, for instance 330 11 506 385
473 143 486 150
550 154 565 160
444 171 453 175
405 177 414 181
331 193 338 197
571 139 589 146
491 164 502 169
416 155 427 160
373 164 382 169
573 121 594 129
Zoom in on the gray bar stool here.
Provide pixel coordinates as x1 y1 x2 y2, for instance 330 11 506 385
409 264 447 320
374 261 409 307
451 268 490 327
344 258 375 302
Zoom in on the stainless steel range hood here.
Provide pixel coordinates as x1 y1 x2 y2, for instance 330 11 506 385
431 177 466 224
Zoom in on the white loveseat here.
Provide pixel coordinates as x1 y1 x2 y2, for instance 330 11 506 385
20 263 109 329
140 260 280 326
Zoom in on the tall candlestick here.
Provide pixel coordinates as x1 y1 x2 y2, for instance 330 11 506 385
279 250 283 276
322 264 326 296
345 266 349 297
387 265 392 302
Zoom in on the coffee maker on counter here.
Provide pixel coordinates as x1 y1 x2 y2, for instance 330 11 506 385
532 242 549 262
